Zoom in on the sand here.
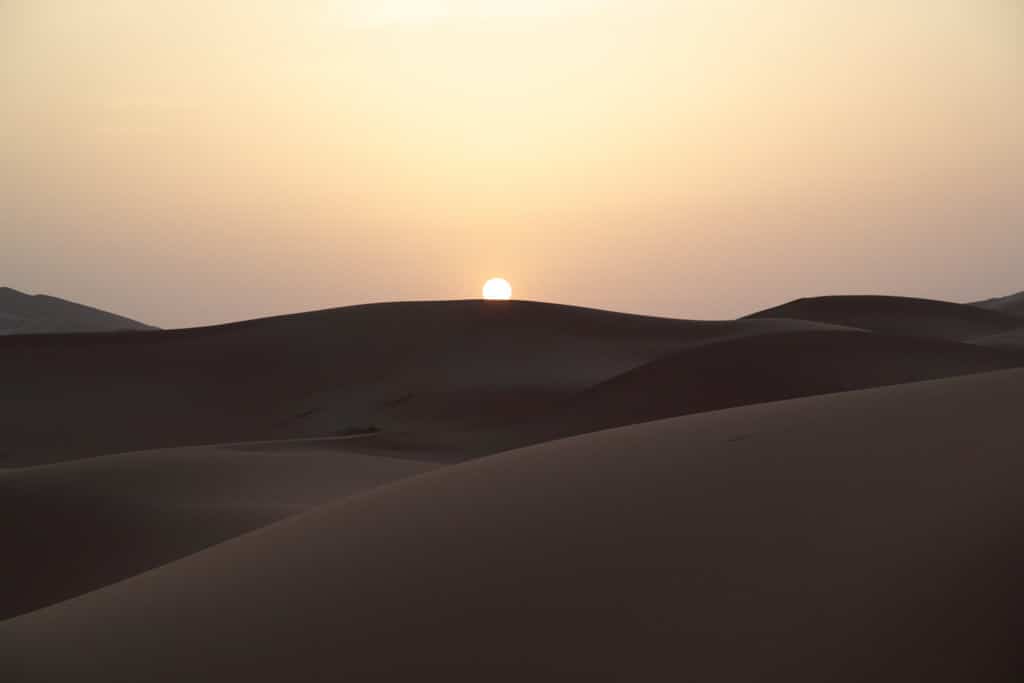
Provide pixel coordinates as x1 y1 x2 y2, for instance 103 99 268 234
520 328 1023 443
0 300 847 466
3 296 1022 680
4 369 1023 681
748 295 1021 340
972 291 1024 317
970 328 1024 352
0 287 154 335
5 300 1018 468
0 440 437 619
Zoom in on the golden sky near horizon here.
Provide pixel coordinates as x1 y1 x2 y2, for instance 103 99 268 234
2 1 1022 327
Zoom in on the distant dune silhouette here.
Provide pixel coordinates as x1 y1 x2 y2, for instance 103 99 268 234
0 287 154 335
746 294 1021 340
3 293 1024 679
524 329 1022 442
972 290 1024 318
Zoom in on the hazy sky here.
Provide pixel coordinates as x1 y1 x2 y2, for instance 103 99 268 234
2 1 1021 328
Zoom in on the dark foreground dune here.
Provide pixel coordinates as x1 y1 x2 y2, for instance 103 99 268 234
4 369 1023 681
747 295 1021 340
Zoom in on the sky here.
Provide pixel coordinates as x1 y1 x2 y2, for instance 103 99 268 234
2 0 1021 328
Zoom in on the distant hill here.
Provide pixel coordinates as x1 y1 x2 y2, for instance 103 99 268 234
745 295 1020 341
0 287 155 335
972 291 1024 318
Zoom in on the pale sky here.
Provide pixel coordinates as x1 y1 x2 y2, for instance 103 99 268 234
2 1 1021 328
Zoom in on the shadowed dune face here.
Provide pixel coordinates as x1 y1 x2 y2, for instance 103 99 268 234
970 328 1024 352
747 295 1022 341
0 300 844 466
4 370 1023 681
0 443 437 620
521 329 1024 442
972 291 1024 318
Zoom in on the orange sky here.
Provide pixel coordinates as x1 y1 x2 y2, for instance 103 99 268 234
2 1 1021 327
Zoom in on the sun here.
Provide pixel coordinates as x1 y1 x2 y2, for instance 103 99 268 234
482 278 513 300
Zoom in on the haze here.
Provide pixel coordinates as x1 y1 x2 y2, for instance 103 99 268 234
2 1 1021 328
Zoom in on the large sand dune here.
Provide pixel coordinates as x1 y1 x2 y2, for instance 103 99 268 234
4 296 1022 680
4 369 1022 681
523 329 1023 442
6 300 1018 468
0 301 846 466
747 295 1021 340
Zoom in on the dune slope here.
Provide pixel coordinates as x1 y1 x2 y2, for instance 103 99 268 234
970 328 1024 352
746 295 1020 340
0 300 842 466
972 291 1024 317
0 442 436 619
4 369 1023 681
0 287 154 335
523 329 1023 441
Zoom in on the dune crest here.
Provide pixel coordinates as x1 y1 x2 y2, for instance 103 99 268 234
972 290 1024 318
0 287 154 335
746 294 1021 341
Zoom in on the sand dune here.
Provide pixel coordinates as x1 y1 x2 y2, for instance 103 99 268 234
0 300 844 467
4 369 1022 681
523 329 1023 441
7 309 1017 625
7 298 1012 469
970 328 1024 352
0 440 436 620
972 290 1024 317
0 287 154 335
5 295 1022 675
747 295 1021 340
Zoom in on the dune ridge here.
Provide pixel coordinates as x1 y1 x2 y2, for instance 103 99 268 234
0 300 849 467
0 287 154 335
972 290 1024 317
746 294 1021 340
520 328 1023 442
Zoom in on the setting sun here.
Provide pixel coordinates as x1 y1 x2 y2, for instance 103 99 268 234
482 278 512 300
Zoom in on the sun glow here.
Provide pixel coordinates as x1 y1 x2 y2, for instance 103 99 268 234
482 278 513 301
340 0 609 27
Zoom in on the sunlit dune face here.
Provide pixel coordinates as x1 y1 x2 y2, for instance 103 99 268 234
483 278 513 301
